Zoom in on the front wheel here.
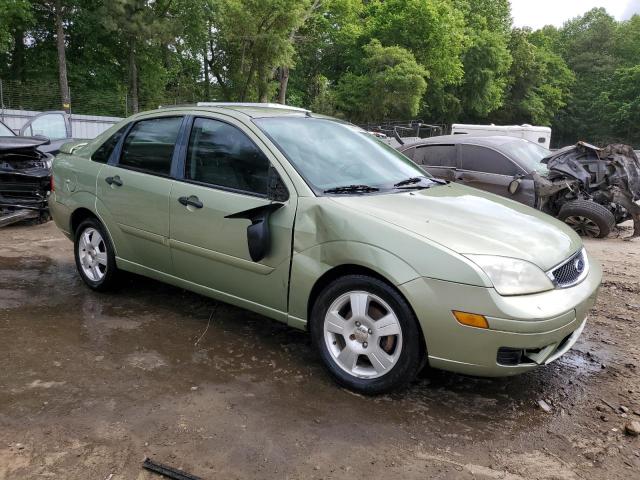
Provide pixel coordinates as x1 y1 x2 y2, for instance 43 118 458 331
310 275 423 394
74 217 119 291
557 200 615 238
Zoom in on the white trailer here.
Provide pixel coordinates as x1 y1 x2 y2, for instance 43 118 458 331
451 124 552 149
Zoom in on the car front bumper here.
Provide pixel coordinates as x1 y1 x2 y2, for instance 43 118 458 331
399 251 602 377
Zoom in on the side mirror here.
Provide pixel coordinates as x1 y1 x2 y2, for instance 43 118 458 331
508 178 521 195
225 203 284 262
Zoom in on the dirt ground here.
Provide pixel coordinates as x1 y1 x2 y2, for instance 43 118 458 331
1 221 639 480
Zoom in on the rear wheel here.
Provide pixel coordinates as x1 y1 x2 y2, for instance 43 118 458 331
74 217 119 291
310 275 423 394
557 200 615 238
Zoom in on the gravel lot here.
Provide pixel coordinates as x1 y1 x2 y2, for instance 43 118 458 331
1 221 639 479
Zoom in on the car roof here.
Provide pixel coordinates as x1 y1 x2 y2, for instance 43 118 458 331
152 102 311 119
398 135 531 149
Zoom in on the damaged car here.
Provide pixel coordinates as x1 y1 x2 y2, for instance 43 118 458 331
396 136 640 238
49 104 601 394
0 137 53 227
0 112 80 227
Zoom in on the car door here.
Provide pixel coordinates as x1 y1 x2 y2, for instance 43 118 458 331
169 116 297 313
408 144 458 181
20 112 71 140
95 115 185 274
457 144 535 206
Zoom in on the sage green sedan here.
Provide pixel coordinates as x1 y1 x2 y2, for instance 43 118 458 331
49 103 601 394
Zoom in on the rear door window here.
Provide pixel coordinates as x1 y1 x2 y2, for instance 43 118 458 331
460 145 520 176
119 117 183 176
185 117 270 196
413 144 457 167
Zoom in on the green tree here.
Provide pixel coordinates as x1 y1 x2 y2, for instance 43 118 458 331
288 0 363 107
551 8 619 144
453 0 512 120
0 0 31 52
492 28 573 126
614 14 640 67
364 0 465 121
596 66 640 145
206 0 311 102
334 40 427 122
0 0 32 81
100 0 177 113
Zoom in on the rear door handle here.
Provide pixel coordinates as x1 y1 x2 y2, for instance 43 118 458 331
105 175 123 187
178 195 203 209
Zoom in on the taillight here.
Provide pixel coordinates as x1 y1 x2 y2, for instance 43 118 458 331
50 175 55 192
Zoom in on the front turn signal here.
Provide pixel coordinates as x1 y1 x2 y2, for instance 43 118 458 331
452 311 489 329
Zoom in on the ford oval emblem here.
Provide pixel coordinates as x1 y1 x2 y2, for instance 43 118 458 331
574 257 585 274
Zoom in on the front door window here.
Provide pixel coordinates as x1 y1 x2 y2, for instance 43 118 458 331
186 118 271 195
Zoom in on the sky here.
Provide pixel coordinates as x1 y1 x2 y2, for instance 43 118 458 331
510 0 640 30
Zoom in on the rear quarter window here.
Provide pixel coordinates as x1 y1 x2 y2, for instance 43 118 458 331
91 126 128 163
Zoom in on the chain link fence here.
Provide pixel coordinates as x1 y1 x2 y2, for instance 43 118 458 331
0 78 201 119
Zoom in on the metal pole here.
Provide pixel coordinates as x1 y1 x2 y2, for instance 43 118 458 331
0 79 4 122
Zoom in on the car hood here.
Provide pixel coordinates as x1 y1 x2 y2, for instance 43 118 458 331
330 183 582 271
0 136 49 152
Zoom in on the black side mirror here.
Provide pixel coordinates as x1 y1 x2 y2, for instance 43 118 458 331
225 165 288 262
225 203 285 262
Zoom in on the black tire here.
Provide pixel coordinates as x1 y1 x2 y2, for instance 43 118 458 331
310 274 423 395
557 200 615 238
74 217 119 291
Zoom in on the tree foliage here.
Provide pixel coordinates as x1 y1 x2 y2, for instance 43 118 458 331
0 2 638 146
492 28 574 125
333 40 427 122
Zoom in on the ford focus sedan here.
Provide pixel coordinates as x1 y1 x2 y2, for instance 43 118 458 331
49 103 601 394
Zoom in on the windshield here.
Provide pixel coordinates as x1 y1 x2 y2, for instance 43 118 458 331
500 139 550 174
0 121 15 137
255 117 432 193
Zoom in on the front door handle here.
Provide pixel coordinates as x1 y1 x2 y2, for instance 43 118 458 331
178 195 203 209
105 175 123 187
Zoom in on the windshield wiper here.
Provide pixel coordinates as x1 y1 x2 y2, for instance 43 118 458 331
394 176 447 189
394 177 423 187
324 184 380 194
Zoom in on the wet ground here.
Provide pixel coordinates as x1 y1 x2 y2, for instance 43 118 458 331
1 222 639 479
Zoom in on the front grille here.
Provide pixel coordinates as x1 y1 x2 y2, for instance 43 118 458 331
548 249 589 288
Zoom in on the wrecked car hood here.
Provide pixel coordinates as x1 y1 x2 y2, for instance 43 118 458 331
0 137 51 177
330 183 582 271
543 141 640 200
0 136 50 152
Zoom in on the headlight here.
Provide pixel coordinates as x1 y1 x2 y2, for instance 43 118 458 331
464 255 554 296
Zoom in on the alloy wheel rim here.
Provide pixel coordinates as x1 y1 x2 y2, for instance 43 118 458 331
564 215 601 237
78 228 107 281
324 291 403 379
